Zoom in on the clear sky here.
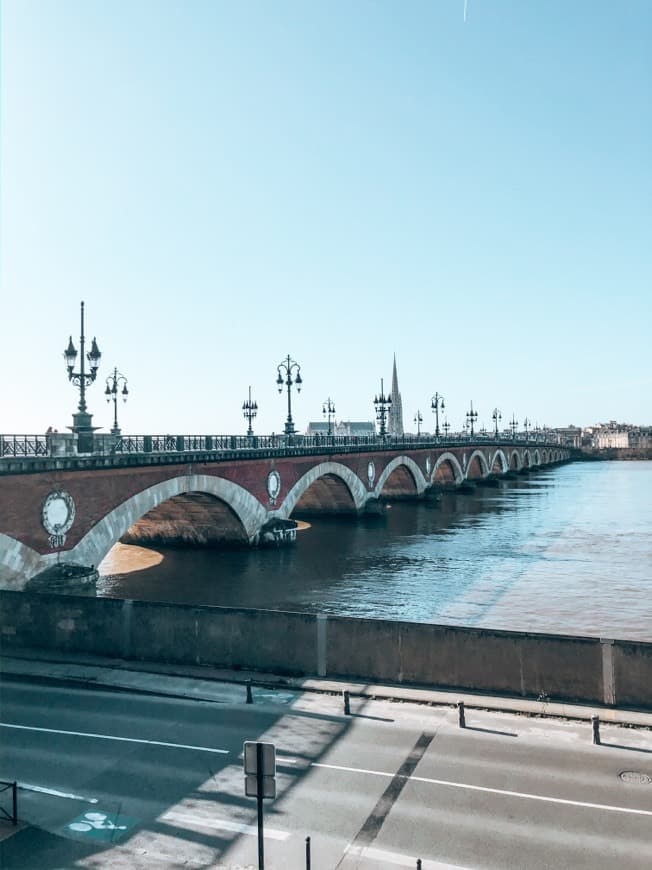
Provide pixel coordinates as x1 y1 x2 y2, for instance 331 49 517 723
1 0 650 436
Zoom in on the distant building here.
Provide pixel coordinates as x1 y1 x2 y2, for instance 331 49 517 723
629 427 652 448
336 421 376 437
305 420 376 437
591 425 629 449
552 425 582 448
387 354 404 437
305 422 331 436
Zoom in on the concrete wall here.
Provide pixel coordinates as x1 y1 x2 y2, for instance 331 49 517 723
1 591 650 709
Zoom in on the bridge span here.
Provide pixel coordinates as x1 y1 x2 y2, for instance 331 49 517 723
0 434 570 587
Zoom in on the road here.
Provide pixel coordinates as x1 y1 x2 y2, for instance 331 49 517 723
0 674 651 869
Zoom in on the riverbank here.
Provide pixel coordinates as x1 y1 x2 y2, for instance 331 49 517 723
576 447 652 460
2 590 651 711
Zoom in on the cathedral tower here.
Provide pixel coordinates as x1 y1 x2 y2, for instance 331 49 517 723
387 354 404 437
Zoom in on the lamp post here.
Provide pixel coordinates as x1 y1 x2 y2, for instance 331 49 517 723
373 378 392 440
64 301 102 443
276 355 302 436
523 417 531 441
465 401 478 437
431 392 445 437
242 386 258 436
104 368 128 435
442 419 451 437
509 413 518 440
323 397 336 437
492 407 502 437
414 410 423 436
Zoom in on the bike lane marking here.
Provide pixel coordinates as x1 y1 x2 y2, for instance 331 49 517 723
18 782 98 803
312 762 652 817
0 722 229 754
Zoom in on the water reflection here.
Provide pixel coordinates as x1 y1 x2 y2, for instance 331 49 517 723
98 462 652 640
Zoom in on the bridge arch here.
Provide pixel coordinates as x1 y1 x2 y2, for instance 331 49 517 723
465 449 490 480
72 474 268 567
431 452 464 485
279 461 368 518
533 449 541 466
0 534 43 588
489 449 509 475
375 456 427 498
542 449 548 464
510 450 522 471
523 450 532 468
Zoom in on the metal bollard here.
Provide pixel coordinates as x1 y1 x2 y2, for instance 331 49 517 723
417 860 422 869
306 835 311 869
592 714 600 745
458 700 466 728
246 679 253 704
343 690 351 716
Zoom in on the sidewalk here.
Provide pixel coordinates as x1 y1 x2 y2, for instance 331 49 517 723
2 645 651 729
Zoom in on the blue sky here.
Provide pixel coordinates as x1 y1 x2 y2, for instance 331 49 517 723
1 0 650 436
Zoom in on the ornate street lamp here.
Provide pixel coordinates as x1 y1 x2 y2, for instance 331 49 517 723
373 378 392 439
242 386 258 436
414 410 423 436
431 392 445 437
465 400 478 437
510 413 518 440
276 355 302 436
64 301 102 439
492 407 502 437
104 368 128 435
442 419 451 437
323 397 336 437
523 417 531 441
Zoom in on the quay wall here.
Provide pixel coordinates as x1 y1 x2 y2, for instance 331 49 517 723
1 591 650 709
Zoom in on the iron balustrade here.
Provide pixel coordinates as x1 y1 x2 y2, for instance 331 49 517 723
0 435 49 458
1 431 562 464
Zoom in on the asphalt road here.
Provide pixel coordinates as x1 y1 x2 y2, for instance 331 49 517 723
1 675 651 869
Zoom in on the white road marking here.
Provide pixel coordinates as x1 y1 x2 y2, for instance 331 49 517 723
161 810 290 840
313 762 652 817
18 783 98 803
345 843 472 868
0 722 229 754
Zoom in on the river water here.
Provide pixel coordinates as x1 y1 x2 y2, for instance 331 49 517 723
98 461 652 641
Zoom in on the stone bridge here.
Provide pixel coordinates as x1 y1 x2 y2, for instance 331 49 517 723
0 438 569 587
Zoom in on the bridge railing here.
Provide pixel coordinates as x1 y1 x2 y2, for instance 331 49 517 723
0 435 49 458
1 431 565 462
109 432 559 455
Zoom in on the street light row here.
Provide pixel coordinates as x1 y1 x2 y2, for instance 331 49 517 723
63 303 539 440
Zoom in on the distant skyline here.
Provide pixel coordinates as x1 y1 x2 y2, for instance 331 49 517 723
1 1 650 435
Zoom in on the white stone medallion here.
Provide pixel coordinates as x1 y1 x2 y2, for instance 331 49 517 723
425 456 431 476
367 460 375 489
42 490 76 549
266 470 281 506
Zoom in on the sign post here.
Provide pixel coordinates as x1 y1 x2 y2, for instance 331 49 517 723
244 741 276 870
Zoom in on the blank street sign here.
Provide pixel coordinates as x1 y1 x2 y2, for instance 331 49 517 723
245 774 276 799
243 741 276 777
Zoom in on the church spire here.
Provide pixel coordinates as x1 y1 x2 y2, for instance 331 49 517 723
388 354 404 436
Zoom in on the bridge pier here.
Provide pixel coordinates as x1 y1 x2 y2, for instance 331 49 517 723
476 475 500 488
